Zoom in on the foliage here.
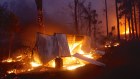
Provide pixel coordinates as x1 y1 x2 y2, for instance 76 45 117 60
0 5 19 34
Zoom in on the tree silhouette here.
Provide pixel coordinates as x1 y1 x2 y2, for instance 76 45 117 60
118 0 137 39
115 0 121 40
0 6 20 58
105 0 109 37
135 0 140 38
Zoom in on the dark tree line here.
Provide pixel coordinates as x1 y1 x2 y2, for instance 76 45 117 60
0 5 20 57
116 0 140 40
69 0 104 47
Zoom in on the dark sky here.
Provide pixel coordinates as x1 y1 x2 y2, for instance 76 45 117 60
0 0 116 32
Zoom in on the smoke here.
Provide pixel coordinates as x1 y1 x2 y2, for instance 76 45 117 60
0 0 37 26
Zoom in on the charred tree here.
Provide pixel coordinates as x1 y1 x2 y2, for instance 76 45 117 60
115 0 120 40
139 7 140 38
125 14 127 39
105 0 109 37
133 1 138 39
0 6 20 58
128 18 132 38
87 3 92 36
129 1 135 39
74 0 79 34
35 0 44 33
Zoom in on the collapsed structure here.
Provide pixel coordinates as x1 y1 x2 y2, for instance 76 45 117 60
32 33 105 69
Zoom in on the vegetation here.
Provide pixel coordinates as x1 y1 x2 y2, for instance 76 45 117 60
117 0 140 40
0 5 20 57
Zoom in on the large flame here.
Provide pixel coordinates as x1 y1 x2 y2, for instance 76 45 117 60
47 37 97 70
119 18 131 36
121 29 129 35
30 61 42 68
2 58 15 63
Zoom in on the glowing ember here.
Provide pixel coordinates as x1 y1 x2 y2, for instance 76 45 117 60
7 69 16 74
104 43 111 48
16 55 22 59
2 58 15 63
105 41 120 48
105 41 113 48
66 64 85 70
83 54 94 59
113 42 120 47
30 61 42 67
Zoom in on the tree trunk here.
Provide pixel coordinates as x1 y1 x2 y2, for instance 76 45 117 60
105 0 109 37
93 24 96 47
133 2 138 39
74 0 79 34
128 18 131 38
9 32 14 58
125 15 127 39
139 7 140 38
88 4 92 36
115 0 120 40
130 1 135 39
88 16 92 36
35 0 45 33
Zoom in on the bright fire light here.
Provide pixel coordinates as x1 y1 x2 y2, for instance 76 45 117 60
47 37 97 70
16 55 22 59
2 58 15 63
66 64 85 70
30 61 42 67
3 36 102 73
113 43 120 47
7 69 16 74
121 30 129 35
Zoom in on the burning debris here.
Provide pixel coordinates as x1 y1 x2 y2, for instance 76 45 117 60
30 61 42 68
105 41 120 48
1 33 105 75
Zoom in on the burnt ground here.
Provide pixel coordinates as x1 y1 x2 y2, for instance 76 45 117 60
1 40 140 79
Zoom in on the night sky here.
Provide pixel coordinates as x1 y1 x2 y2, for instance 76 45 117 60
0 0 116 32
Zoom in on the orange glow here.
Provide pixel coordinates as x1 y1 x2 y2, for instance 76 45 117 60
114 42 120 47
7 69 15 74
121 29 129 35
30 61 42 67
47 36 99 70
66 64 85 70
16 55 22 59
2 58 15 63
117 17 128 35
2 36 102 73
